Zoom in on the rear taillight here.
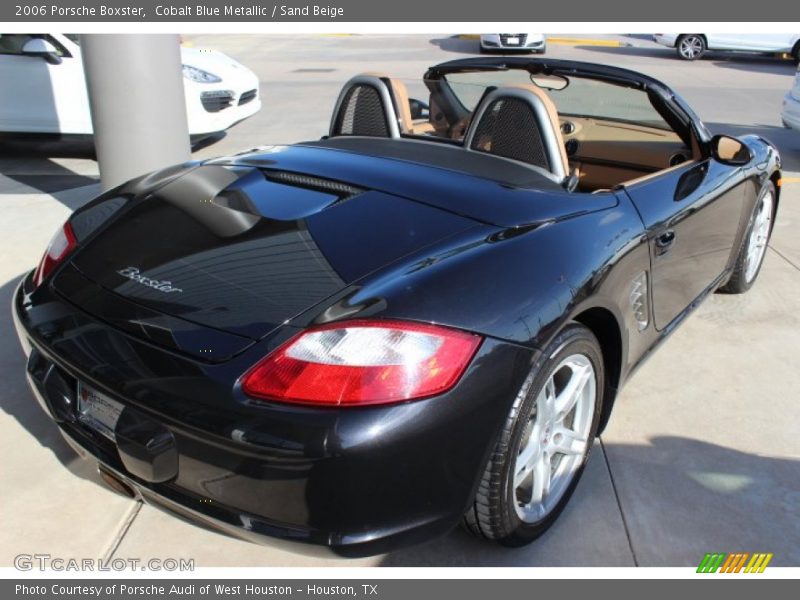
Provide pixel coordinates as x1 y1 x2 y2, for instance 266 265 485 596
32 221 77 289
242 320 482 407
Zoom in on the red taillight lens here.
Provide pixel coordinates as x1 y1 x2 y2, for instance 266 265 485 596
32 221 77 289
242 320 482 407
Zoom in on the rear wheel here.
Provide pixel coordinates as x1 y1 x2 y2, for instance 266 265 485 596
676 35 706 60
720 182 775 294
464 324 603 546
792 43 800 65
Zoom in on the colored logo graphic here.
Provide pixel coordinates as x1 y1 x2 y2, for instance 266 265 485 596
697 552 773 573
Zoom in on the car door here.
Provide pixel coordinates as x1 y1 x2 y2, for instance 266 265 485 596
707 34 794 52
0 34 90 134
622 158 749 330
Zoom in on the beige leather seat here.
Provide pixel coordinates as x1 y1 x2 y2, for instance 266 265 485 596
383 77 435 135
464 84 570 183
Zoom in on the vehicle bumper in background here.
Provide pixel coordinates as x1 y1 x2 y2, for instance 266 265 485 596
653 34 678 47
186 89 261 136
480 34 546 52
12 273 536 557
781 92 800 131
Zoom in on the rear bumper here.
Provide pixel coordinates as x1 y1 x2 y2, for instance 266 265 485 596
12 273 535 557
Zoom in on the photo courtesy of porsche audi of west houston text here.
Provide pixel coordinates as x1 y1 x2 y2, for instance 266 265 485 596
15 584 325 597
13 56 781 556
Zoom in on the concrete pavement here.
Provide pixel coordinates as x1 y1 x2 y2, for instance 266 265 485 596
1 34 798 568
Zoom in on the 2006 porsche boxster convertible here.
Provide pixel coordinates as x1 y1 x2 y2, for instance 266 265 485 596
13 57 781 557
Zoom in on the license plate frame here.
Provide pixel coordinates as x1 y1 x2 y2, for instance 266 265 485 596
505 37 520 45
77 381 124 441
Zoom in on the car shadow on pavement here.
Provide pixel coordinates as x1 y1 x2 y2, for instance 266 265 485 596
0 275 90 472
708 58 798 76
0 139 99 195
1 163 99 196
0 137 97 160
574 45 675 60
429 37 481 56
379 436 800 567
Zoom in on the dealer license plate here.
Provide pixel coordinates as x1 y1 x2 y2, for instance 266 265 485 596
77 381 124 441
505 37 520 45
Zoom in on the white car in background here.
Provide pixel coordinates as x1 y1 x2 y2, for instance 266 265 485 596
480 34 546 54
0 33 261 140
654 33 800 62
782 64 800 132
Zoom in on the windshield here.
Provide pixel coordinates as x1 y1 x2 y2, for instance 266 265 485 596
443 70 671 130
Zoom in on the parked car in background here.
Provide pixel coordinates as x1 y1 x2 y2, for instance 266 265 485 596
0 33 261 141
654 33 800 62
480 34 546 53
782 64 800 131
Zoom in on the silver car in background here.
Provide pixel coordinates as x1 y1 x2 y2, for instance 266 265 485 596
654 33 800 62
480 34 546 54
782 64 800 131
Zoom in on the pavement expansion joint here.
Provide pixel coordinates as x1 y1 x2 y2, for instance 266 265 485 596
101 500 143 562
599 437 639 567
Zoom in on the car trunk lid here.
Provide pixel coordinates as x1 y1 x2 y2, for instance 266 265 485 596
62 164 480 350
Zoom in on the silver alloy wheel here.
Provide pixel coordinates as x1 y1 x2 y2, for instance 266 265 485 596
679 36 704 59
513 353 596 523
744 187 774 283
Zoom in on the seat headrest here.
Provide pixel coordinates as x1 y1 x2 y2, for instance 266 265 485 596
329 74 400 138
464 85 569 181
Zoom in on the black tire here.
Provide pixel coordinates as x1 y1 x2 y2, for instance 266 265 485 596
792 43 800 65
720 182 776 294
463 323 604 546
676 34 706 60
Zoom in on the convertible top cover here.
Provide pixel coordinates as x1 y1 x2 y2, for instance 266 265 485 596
301 137 564 190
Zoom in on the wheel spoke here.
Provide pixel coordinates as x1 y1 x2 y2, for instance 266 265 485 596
529 451 551 510
514 437 541 488
554 364 592 416
535 376 556 424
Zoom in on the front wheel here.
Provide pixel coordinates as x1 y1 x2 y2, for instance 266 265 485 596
463 324 604 546
720 182 776 294
677 34 706 60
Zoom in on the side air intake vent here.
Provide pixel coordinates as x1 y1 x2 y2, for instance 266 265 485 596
630 271 649 331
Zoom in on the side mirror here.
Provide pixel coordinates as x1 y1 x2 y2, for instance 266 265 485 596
21 38 62 65
409 98 430 121
710 134 751 166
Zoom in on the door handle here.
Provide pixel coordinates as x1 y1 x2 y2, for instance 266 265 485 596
655 230 676 255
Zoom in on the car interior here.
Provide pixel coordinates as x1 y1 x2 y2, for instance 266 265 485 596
326 70 703 193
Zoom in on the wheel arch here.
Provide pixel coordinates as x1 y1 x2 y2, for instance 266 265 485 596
572 306 623 434
771 169 782 212
678 33 708 44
